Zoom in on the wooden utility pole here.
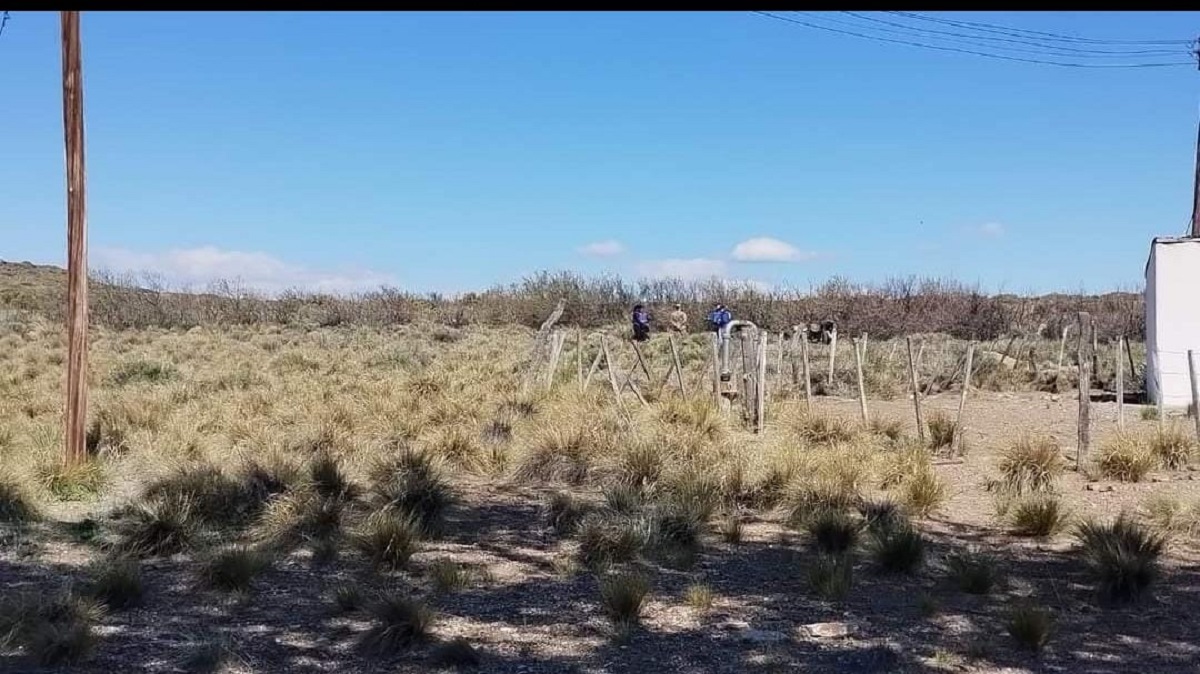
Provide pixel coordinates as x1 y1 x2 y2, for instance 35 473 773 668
1192 106 1200 238
62 11 89 467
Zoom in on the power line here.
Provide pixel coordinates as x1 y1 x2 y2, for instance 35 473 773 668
885 11 1192 47
752 11 1194 68
838 11 1189 57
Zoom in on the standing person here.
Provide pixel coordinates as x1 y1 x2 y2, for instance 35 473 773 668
706 303 732 339
631 304 651 342
668 303 688 333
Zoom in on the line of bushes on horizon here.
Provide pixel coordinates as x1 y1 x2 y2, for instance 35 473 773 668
4 267 1143 341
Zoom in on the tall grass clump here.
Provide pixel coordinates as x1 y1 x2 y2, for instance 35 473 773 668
926 410 956 452
900 466 948 518
945 548 1000 595
357 594 435 655
545 491 592 535
808 554 853 600
369 448 454 536
1076 514 1166 603
1096 435 1156 483
576 512 648 570
83 557 144 610
794 413 858 446
1141 493 1200 538
0 478 38 522
38 460 106 502
352 509 423 571
867 519 925 574
599 571 650 633
997 435 1063 494
804 507 862 554
1148 424 1194 470
1005 494 1071 538
1007 602 1053 653
515 425 598 485
0 591 102 666
112 495 198 557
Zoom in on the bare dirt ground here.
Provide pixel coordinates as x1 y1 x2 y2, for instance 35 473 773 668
4 390 1200 674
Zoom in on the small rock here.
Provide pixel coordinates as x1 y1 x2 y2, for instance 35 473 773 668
1050 394 1061 402
803 622 855 639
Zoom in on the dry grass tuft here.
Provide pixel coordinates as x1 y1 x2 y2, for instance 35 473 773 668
112 495 199 557
369 448 454 536
0 477 38 522
794 413 858 446
1076 514 1166 603
804 507 862 554
684 582 714 612
38 460 106 502
1141 493 1200 539
926 410 956 452
545 491 592 535
357 593 435 655
353 509 423 571
1096 435 1156 483
430 637 482 670
576 511 649 570
1007 602 1053 653
808 553 853 600
1005 494 1071 538
0 591 103 666
899 466 948 518
945 548 1000 595
1148 424 1194 470
83 557 144 610
996 435 1063 494
599 571 651 632
198 545 272 593
867 519 925 574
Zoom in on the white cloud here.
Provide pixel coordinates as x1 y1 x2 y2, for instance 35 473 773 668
577 240 625 257
730 237 815 263
974 222 1005 238
636 258 728 280
93 245 398 295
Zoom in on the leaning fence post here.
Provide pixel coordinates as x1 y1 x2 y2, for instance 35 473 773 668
669 334 686 395
906 336 925 444
952 342 975 455
1076 312 1093 470
852 336 869 424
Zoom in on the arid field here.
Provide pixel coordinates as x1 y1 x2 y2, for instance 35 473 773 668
1 295 1198 673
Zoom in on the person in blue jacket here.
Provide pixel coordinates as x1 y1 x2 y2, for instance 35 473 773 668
706 303 732 338
631 304 651 342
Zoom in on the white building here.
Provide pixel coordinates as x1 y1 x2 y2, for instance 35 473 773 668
1145 237 1200 407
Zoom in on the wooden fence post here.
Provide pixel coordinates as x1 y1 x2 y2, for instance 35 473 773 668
907 336 925 444
711 332 721 407
1077 312 1093 470
952 342 975 455
576 328 584 392
1116 336 1125 432
801 334 813 414
1056 324 1071 379
853 337 869 424
545 331 565 390
1189 350 1200 445
669 334 686 395
756 330 768 433
827 330 838 387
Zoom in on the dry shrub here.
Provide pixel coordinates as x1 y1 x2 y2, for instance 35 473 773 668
899 466 948 518
794 413 858 446
198 545 271 593
1148 424 1194 470
926 410 956 452
867 519 925 574
1141 493 1200 538
1076 514 1166 603
804 507 862 554
255 489 344 552
1096 435 1156 483
516 424 603 485
576 511 649 570
997 435 1063 494
112 495 198 557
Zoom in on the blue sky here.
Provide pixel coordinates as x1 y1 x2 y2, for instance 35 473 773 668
3 11 1198 295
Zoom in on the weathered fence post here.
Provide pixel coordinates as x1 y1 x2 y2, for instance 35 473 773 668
1056 324 1071 379
827 330 838 388
711 332 721 408
576 328 584 393
1189 350 1200 445
756 330 768 433
801 333 813 414
952 342 975 455
1077 312 1093 470
853 337 869 424
907 336 925 444
1116 336 1125 432
669 334 686 395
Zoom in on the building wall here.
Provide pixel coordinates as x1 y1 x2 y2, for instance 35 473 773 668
1146 238 1200 408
